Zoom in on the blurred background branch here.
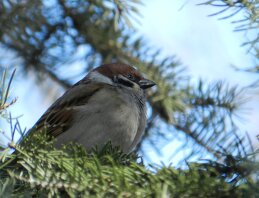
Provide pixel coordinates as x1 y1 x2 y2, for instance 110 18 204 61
199 0 259 70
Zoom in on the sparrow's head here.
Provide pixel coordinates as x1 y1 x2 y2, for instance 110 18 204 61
88 63 156 90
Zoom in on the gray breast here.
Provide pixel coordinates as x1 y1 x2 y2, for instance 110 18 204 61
55 87 146 153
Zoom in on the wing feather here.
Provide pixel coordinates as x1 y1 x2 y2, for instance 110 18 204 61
34 81 105 137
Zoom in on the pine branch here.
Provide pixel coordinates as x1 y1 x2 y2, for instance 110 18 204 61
199 0 259 55
174 124 221 158
35 64 71 89
0 133 258 197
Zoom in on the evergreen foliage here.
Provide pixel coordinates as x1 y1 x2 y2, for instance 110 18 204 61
0 133 258 197
200 0 259 71
0 0 258 197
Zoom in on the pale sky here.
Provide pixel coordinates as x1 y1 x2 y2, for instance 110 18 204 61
1 0 258 165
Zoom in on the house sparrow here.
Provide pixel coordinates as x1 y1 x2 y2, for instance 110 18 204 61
33 63 156 153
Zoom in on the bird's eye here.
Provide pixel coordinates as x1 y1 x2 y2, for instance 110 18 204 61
126 73 135 81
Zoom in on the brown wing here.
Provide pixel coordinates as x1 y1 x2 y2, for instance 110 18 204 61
35 107 74 137
34 81 104 138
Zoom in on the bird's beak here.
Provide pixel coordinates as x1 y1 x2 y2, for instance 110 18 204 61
139 79 156 89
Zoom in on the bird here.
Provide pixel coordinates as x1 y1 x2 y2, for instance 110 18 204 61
31 63 156 153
